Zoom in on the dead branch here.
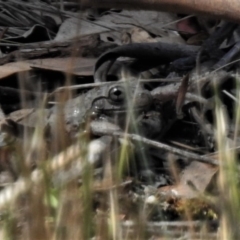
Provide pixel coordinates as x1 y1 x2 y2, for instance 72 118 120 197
81 0 240 23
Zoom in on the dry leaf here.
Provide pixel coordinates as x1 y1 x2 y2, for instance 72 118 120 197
30 57 96 76
55 10 181 43
0 61 31 79
158 161 218 199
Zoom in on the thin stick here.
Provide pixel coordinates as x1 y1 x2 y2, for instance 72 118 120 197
222 90 239 103
112 132 219 165
52 78 181 94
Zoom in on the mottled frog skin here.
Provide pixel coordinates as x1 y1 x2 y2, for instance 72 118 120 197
9 81 153 136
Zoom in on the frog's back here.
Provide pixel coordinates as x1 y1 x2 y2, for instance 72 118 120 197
49 87 105 133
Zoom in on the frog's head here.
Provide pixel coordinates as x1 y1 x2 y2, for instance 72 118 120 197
91 82 153 115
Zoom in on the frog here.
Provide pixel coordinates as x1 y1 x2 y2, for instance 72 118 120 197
3 80 153 142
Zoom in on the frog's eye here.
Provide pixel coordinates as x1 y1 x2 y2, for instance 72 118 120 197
108 86 125 103
89 110 98 120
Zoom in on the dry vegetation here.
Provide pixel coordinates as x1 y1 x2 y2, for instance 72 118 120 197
0 1 238 240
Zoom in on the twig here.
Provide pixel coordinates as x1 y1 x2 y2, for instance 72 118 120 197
121 220 218 237
51 78 181 94
122 220 204 228
222 90 239 103
112 132 219 165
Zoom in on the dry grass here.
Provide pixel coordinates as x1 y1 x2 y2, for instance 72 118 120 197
0 72 239 240
0 2 239 240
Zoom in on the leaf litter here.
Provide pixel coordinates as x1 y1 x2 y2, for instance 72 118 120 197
0 1 239 239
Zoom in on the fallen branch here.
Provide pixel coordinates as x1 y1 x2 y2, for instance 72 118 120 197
113 132 219 165
81 0 240 24
90 121 219 165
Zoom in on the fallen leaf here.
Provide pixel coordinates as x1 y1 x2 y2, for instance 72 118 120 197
1 25 51 53
30 57 97 76
158 161 218 199
55 10 181 44
0 61 31 79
